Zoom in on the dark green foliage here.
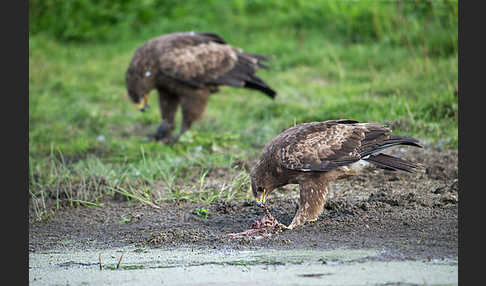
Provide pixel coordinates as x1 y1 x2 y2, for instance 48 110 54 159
30 0 457 56
193 208 209 219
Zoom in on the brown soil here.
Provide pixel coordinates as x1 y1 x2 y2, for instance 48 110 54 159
29 146 458 261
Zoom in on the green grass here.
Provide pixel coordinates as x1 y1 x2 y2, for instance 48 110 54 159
29 1 458 220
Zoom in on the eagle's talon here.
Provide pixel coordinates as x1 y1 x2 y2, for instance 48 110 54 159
152 124 171 141
277 222 291 231
161 138 171 145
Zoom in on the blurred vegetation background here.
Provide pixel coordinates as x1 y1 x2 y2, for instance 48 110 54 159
29 0 458 219
30 0 457 57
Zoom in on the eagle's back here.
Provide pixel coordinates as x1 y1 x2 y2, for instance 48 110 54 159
263 120 417 172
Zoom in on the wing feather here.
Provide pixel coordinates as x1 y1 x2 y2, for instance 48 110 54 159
276 120 361 171
277 120 403 172
157 32 269 91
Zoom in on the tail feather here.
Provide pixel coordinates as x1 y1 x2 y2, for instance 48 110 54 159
244 76 276 98
213 51 276 98
242 52 271 64
365 153 423 173
360 135 423 158
380 134 422 148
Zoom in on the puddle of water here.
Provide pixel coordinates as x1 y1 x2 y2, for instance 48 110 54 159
29 246 458 286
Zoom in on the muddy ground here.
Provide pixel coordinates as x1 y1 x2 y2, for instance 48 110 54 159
29 146 458 262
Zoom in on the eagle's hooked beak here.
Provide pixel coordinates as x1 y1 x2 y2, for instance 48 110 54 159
255 189 267 207
135 94 149 112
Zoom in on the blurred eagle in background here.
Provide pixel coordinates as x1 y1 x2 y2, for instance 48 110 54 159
250 119 423 230
125 32 276 143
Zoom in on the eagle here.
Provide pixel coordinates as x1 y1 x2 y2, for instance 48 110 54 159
125 32 276 143
250 119 423 230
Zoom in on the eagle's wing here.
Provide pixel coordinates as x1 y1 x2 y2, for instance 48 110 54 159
277 120 397 172
158 32 272 93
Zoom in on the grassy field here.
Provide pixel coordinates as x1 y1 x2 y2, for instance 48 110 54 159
29 0 458 220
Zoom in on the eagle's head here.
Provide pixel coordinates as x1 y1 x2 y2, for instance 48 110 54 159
125 63 156 112
251 179 266 207
250 160 275 207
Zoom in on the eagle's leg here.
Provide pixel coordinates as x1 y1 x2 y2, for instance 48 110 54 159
152 92 179 142
288 182 329 229
170 89 210 144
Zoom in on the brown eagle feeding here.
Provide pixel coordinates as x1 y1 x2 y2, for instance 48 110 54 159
250 119 423 230
125 32 276 143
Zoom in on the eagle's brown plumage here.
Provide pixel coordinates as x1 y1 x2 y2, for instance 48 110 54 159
250 119 423 229
125 32 276 143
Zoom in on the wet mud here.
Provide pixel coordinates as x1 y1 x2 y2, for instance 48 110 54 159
29 146 458 262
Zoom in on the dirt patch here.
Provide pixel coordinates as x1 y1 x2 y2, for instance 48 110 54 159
29 146 458 261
